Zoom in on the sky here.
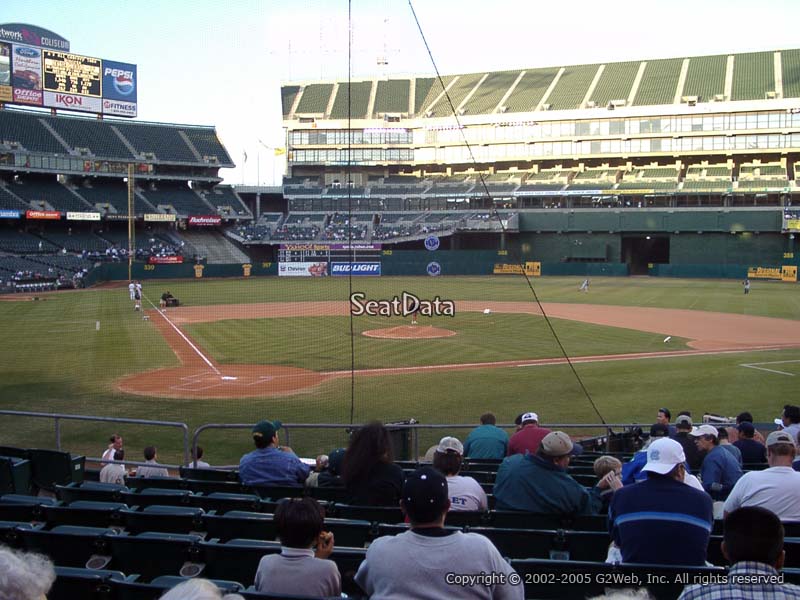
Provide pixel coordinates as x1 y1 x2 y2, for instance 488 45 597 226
4 0 800 185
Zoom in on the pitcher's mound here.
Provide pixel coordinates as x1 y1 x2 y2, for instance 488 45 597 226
362 326 457 339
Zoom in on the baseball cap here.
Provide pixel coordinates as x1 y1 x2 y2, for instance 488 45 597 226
402 466 449 523
766 430 795 447
649 423 670 438
737 422 755 436
327 448 346 475
436 436 464 455
521 412 539 423
690 424 719 438
675 415 693 428
642 438 686 475
252 419 281 440
540 431 581 457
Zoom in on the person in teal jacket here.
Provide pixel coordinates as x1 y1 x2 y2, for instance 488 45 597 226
463 413 509 460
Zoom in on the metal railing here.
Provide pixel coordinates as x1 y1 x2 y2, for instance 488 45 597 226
0 410 191 467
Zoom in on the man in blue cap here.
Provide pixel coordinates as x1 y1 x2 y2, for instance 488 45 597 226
239 419 310 486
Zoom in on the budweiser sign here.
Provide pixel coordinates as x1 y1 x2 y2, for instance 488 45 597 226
188 215 222 226
26 210 61 220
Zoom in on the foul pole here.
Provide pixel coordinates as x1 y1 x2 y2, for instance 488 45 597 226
127 163 135 281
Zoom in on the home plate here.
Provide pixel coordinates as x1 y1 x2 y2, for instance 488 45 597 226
221 376 238 381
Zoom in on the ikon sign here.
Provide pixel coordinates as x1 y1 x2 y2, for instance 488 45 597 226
43 91 102 113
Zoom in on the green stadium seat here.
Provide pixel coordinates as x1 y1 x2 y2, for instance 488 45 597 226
20 525 118 568
56 481 129 504
179 466 239 482
193 492 262 514
185 479 249 495
112 576 243 600
198 538 281 587
125 476 186 491
27 449 85 493
331 503 404 524
203 510 276 542
109 532 204 582
469 527 610 561
0 520 39 548
121 488 196 508
121 504 205 535
445 510 489 528
42 500 126 529
50 566 127 600
0 457 31 494
250 485 306 501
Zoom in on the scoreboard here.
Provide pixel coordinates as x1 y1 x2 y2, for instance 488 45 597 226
279 243 382 262
278 243 383 277
43 51 101 96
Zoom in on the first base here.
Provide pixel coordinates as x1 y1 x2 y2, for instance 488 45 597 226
663 336 672 343
483 308 492 314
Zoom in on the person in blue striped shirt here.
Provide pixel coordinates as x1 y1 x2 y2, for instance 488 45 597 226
610 437 713 565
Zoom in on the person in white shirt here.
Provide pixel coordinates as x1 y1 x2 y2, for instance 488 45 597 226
724 430 800 521
192 446 210 469
128 281 135 301
432 436 488 512
99 449 127 485
102 434 123 462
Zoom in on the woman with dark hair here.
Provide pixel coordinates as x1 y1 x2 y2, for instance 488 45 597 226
342 421 404 506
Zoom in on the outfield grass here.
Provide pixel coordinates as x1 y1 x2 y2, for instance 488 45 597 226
0 275 798 464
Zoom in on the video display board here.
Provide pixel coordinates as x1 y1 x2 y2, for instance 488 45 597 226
0 24 137 117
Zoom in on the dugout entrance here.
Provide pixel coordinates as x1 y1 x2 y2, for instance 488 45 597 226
621 236 670 275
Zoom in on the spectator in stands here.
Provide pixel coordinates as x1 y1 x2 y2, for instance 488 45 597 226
678 507 800 599
159 578 244 600
656 407 677 437
723 430 800 521
341 421 404 506
305 454 329 487
735 411 766 443
610 438 713 565
254 497 340 598
317 448 345 488
192 446 210 468
507 411 552 456
733 421 767 464
673 415 704 472
691 425 743 500
779 405 800 448
0 546 56 600
463 412 509 460
136 446 171 478
432 436 488 512
239 420 310 487
494 431 610 515
100 449 126 485
621 423 671 484
355 466 523 599
593 455 623 513
102 433 123 462
717 426 743 465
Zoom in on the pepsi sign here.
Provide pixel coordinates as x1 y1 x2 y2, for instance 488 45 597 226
331 262 381 276
102 60 137 102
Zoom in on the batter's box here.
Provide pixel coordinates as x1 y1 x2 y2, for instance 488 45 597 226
739 359 800 377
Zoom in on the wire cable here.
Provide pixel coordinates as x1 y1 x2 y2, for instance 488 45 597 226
406 0 607 426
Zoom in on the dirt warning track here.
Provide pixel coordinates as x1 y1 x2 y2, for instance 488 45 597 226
115 301 800 399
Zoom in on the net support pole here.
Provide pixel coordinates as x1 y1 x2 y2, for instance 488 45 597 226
127 163 135 281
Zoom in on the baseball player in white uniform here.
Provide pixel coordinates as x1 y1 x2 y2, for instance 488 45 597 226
128 281 136 301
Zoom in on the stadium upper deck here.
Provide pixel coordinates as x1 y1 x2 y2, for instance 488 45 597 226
281 49 800 189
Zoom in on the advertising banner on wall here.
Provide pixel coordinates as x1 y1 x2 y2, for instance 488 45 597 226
148 256 184 264
188 215 222 226
102 98 136 117
331 262 381 276
43 50 101 97
144 213 177 222
26 210 60 220
0 209 20 219
11 43 42 105
278 262 329 277
66 211 101 221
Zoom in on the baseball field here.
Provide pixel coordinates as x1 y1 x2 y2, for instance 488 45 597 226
1 275 799 465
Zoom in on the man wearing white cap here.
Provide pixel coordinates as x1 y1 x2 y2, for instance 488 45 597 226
432 436 488 512
494 431 605 515
691 424 743 501
507 412 551 456
609 438 713 566
723 430 800 521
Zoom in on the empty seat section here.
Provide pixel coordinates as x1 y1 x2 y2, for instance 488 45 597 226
113 123 197 163
0 111 65 154
11 179 91 212
45 117 133 160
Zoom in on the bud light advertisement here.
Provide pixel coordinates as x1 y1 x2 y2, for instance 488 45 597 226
102 59 137 103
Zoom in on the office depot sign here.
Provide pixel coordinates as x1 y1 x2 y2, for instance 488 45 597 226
188 215 222 226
